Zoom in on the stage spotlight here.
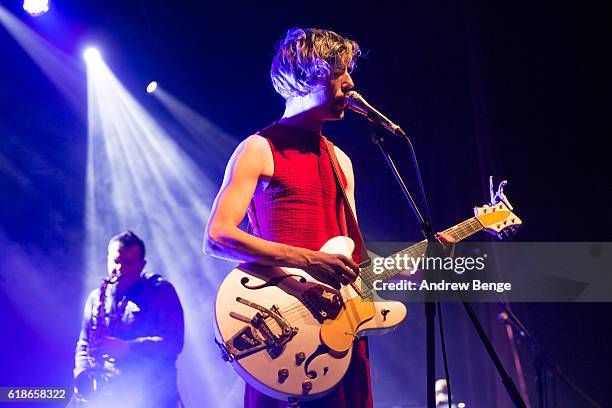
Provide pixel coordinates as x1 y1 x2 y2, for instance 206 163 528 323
23 0 49 16
146 81 158 94
83 47 101 63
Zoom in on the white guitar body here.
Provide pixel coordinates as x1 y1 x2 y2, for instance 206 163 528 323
214 236 407 401
213 178 523 403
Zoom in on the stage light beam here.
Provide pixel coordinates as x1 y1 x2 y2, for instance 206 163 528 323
146 81 158 94
85 57 241 407
23 0 49 16
151 86 237 172
0 5 83 113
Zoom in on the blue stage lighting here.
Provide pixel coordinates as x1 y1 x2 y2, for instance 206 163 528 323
146 81 158 94
23 0 49 16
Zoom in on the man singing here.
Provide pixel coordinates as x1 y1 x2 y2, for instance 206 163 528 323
72 231 184 407
204 28 371 408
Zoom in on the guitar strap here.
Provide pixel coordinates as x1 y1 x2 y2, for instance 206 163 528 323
322 137 370 265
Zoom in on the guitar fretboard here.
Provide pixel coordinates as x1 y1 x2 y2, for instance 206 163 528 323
359 217 483 288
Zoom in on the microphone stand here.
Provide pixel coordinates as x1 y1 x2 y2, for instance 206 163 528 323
499 304 603 408
368 124 440 408
366 121 527 408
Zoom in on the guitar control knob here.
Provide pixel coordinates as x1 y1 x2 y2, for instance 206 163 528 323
302 381 312 393
278 368 289 383
295 352 306 365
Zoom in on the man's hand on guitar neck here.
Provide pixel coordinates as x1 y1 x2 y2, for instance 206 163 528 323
435 232 456 244
296 249 359 290
296 233 452 290
435 232 457 258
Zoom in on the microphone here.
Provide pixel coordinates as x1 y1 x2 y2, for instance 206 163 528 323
345 91 406 138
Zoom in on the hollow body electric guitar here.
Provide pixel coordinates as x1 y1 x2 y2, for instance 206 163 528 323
214 180 522 402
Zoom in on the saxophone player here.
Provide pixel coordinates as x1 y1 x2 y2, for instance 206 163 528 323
71 231 184 408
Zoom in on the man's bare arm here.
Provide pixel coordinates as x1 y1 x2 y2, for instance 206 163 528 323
203 136 358 287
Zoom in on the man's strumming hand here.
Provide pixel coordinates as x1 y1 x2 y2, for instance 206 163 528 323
298 250 359 289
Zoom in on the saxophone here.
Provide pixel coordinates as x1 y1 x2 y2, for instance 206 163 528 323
73 273 120 401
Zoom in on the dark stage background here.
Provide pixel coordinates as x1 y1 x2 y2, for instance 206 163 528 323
1 0 610 407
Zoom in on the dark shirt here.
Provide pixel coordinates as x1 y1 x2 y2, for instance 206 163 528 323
74 272 184 408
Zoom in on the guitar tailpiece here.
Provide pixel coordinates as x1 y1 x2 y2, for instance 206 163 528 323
220 300 298 361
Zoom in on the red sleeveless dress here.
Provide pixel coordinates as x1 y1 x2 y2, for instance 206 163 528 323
244 122 373 408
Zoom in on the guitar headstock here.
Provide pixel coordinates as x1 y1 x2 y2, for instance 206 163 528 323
474 177 523 239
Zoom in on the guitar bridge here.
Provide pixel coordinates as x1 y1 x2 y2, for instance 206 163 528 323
216 298 298 362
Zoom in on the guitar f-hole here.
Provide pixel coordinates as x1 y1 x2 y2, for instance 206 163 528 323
240 275 307 290
303 344 330 379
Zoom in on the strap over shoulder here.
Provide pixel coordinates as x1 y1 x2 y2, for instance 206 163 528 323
322 137 369 265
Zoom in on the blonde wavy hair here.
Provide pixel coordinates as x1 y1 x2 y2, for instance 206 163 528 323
270 28 361 99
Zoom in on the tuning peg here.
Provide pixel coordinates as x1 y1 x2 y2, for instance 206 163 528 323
500 227 520 240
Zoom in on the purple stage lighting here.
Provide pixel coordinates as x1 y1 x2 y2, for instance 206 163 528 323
23 0 49 16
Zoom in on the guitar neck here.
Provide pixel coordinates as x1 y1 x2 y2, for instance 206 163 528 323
440 216 484 242
361 217 484 285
